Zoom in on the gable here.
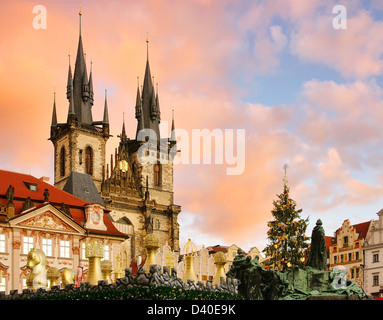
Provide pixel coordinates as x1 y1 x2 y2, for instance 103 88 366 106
10 204 86 235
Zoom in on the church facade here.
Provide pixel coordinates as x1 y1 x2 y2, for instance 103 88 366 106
49 12 181 270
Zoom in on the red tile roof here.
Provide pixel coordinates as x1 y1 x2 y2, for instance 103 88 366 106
353 221 371 240
0 170 87 207
0 170 126 238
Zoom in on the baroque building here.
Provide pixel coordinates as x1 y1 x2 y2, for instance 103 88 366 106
49 12 181 270
362 209 383 297
328 219 370 288
0 169 127 293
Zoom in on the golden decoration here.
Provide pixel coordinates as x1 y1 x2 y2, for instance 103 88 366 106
183 239 197 283
26 248 47 291
143 233 159 273
212 252 227 286
101 260 113 283
85 240 104 285
47 267 60 289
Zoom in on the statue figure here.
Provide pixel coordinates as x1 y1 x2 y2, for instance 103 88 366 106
306 219 327 270
43 188 50 202
26 248 47 291
21 197 34 212
144 209 153 234
5 185 14 204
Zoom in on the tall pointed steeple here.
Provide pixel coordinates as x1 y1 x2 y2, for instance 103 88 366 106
70 8 93 124
136 37 160 140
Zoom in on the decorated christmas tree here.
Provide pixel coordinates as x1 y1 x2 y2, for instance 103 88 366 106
263 165 310 272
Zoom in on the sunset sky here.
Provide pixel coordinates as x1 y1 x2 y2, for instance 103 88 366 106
2 0 383 253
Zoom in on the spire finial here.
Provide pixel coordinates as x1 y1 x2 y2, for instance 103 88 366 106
79 5 82 35
146 33 149 61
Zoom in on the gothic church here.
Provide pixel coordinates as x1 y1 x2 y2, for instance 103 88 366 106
49 12 181 268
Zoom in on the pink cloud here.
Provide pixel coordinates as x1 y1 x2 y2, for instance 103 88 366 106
290 9 383 78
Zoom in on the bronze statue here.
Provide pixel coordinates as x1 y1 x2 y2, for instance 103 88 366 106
306 219 327 270
5 185 14 204
43 188 50 202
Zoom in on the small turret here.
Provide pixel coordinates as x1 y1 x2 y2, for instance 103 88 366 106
66 55 72 101
102 90 110 139
50 92 57 137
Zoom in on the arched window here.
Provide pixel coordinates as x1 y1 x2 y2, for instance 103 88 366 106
154 164 161 187
60 146 66 177
85 146 93 175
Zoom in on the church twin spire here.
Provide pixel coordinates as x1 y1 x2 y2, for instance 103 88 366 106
50 9 109 140
51 11 176 150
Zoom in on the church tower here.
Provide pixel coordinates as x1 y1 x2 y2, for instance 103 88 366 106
101 38 181 264
49 11 110 191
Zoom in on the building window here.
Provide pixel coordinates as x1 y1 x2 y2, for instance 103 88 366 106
82 243 87 260
42 238 53 257
79 149 83 165
0 234 5 253
104 245 110 261
154 164 161 186
351 269 354 278
23 236 34 254
343 236 348 247
334 255 337 264
0 273 5 292
348 253 352 261
341 254 344 263
356 268 359 279
85 146 93 175
22 278 27 290
356 252 359 260
373 253 379 263
60 240 70 258
373 275 379 286
60 146 66 177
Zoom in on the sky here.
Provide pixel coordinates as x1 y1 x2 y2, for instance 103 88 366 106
1 0 383 254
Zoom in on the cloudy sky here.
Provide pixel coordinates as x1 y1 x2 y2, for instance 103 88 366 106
2 0 383 253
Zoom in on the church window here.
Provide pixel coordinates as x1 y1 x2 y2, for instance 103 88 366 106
85 146 93 175
154 164 161 187
60 146 66 177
